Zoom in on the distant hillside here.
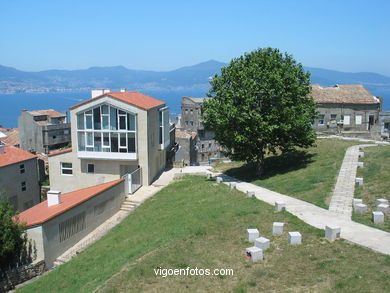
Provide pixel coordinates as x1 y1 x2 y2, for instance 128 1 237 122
1 61 390 105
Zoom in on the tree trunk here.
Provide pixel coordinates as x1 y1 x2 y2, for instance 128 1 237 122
255 154 264 177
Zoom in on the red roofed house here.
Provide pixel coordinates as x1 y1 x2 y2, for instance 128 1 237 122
48 89 171 193
311 84 382 137
17 178 125 266
0 144 40 211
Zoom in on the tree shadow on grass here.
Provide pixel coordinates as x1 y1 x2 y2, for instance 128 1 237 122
224 150 316 183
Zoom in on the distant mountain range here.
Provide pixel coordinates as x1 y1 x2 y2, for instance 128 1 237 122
1 60 390 101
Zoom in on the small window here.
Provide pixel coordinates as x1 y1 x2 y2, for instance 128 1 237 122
20 164 25 174
344 114 351 125
202 144 204 149
356 114 362 125
330 114 337 121
185 109 188 113
21 181 26 192
209 143 212 148
185 121 188 126
190 121 194 126
64 129 70 135
61 162 73 175
87 164 95 174
318 114 325 126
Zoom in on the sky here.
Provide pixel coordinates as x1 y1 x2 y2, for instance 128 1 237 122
1 0 389 75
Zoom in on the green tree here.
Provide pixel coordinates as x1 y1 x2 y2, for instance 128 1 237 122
202 48 317 176
0 198 31 273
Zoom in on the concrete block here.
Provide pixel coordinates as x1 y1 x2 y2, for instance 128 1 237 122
325 225 341 241
246 246 263 262
358 151 364 158
206 172 213 180
254 237 270 251
357 161 364 168
288 231 302 245
275 201 286 212
247 228 260 242
247 191 255 198
216 177 223 183
372 211 384 224
377 204 390 215
230 182 237 190
354 203 368 214
355 177 363 186
376 198 389 206
353 198 363 208
272 222 284 235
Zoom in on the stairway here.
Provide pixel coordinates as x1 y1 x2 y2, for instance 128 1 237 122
120 197 141 212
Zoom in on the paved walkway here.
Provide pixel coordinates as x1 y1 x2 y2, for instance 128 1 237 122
328 144 376 217
215 173 390 255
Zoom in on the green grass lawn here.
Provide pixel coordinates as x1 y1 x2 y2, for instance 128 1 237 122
213 139 362 208
353 146 390 232
19 176 390 293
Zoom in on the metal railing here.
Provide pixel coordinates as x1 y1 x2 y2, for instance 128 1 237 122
125 167 142 194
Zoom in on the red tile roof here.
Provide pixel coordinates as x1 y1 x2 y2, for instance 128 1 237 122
0 128 20 146
0 145 37 167
16 178 125 227
27 109 66 118
48 148 72 157
311 84 381 104
70 92 165 110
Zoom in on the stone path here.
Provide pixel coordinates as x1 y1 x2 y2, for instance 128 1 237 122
328 144 376 217
215 173 390 255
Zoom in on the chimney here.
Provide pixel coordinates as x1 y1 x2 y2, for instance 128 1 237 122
120 88 126 92
0 143 4 154
91 89 110 99
47 190 62 207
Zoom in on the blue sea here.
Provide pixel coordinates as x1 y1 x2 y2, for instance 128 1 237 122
1 90 389 128
0 90 208 128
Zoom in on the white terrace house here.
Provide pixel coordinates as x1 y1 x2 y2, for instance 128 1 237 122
48 89 170 194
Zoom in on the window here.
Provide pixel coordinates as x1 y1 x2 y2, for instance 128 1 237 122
190 121 194 126
356 114 362 125
330 114 337 121
159 107 170 150
64 129 70 135
87 164 95 173
20 164 25 174
185 121 188 126
76 104 137 155
201 144 204 149
385 122 390 131
21 181 26 192
209 143 212 148
61 162 73 175
185 109 188 114
59 212 86 242
318 114 325 126
344 114 350 125
190 109 193 114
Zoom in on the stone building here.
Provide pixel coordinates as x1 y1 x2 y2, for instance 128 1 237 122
311 84 382 138
379 111 390 139
0 144 41 211
19 109 71 154
179 96 223 164
48 89 171 194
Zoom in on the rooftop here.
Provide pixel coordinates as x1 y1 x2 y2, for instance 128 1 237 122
26 109 66 118
175 129 192 139
48 148 72 157
0 127 19 146
70 92 165 110
0 145 37 167
311 84 380 104
17 178 124 227
183 97 210 103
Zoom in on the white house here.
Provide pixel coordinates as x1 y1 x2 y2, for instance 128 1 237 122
48 89 171 194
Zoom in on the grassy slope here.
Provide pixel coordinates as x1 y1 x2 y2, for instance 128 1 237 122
20 176 390 293
353 146 390 232
214 139 362 208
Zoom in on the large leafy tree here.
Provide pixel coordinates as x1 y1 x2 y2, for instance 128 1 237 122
202 48 317 176
0 198 31 273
